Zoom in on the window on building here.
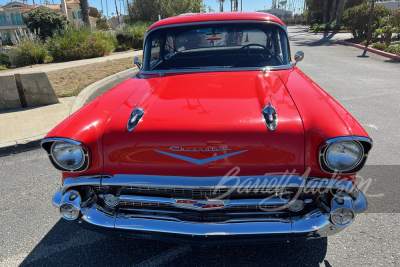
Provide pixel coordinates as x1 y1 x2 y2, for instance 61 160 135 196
78 11 82 19
72 12 77 19
16 13 23 25
0 14 6 25
11 13 16 25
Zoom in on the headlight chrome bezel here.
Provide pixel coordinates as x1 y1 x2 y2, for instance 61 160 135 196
42 137 91 172
318 136 373 174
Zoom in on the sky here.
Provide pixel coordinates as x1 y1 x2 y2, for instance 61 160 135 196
0 0 278 16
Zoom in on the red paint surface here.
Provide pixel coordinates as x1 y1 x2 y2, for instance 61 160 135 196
103 71 304 176
148 12 285 32
279 66 369 178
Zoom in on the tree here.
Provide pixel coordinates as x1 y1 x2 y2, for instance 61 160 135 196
23 7 70 39
127 0 134 21
329 0 338 23
79 0 90 25
336 0 345 24
114 0 119 21
217 0 225 12
89 7 101 18
129 0 206 21
323 0 328 24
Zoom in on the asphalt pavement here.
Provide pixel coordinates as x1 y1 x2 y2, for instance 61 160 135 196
1 26 399 266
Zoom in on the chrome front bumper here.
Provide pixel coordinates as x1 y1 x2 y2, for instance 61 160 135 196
52 174 368 245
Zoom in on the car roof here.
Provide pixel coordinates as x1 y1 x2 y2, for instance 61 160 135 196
147 12 285 32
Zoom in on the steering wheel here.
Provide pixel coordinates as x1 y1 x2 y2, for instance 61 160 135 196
233 44 270 66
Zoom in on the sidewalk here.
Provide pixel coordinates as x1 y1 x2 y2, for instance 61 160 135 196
0 50 142 76
0 50 142 155
0 97 75 151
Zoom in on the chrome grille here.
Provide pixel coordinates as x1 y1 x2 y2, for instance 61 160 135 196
121 186 294 199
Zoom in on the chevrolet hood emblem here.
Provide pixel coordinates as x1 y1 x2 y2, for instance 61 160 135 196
154 150 247 165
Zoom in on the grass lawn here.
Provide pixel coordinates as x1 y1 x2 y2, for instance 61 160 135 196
47 56 141 98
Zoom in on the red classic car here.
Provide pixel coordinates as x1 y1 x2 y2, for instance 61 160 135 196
42 12 372 245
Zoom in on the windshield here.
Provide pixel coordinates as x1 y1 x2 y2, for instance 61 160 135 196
143 23 290 71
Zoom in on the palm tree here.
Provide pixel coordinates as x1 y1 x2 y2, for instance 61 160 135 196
329 0 338 24
336 0 345 25
217 0 225 12
79 0 90 25
114 0 119 23
106 0 109 18
323 0 328 24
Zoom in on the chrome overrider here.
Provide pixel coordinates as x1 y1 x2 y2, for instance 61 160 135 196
52 174 368 244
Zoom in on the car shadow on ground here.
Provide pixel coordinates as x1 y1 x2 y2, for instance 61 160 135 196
19 219 328 266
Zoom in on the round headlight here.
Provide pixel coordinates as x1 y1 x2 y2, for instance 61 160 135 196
51 141 84 170
326 141 362 171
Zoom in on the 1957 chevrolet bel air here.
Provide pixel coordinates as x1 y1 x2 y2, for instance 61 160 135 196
42 12 372 245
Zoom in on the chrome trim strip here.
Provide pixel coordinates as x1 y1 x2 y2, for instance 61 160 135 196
61 175 102 195
60 175 361 196
101 174 306 188
119 195 175 205
142 20 292 74
80 206 336 236
118 195 289 208
225 198 288 206
42 137 82 147
139 65 294 75
114 214 293 235
306 178 355 192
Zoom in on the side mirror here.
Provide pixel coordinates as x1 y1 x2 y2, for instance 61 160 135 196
134 57 142 69
294 51 304 65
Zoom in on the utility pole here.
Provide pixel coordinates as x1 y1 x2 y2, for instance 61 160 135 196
366 0 375 47
241 0 242 11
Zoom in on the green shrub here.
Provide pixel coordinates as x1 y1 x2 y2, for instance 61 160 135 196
371 42 387 51
10 32 47 67
385 45 400 56
0 52 11 67
342 4 392 38
96 20 110 31
116 22 151 49
116 32 135 50
23 7 70 39
313 23 320 32
360 40 372 45
46 26 116 62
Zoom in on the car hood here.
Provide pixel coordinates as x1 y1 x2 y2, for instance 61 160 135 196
103 71 304 176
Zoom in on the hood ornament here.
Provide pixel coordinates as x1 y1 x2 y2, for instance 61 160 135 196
262 100 278 130
127 103 145 132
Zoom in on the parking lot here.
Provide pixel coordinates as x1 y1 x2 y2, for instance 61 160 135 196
1 26 399 266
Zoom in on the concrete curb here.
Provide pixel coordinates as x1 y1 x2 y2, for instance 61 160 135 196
70 66 139 115
0 134 45 157
337 40 400 61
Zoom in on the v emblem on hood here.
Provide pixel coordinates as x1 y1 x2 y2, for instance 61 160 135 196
154 150 247 165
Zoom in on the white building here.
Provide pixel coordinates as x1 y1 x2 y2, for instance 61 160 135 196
375 1 400 10
257 9 293 19
0 1 96 44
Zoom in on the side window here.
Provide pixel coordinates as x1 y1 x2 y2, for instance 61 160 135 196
150 33 161 65
78 11 82 19
72 12 77 19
